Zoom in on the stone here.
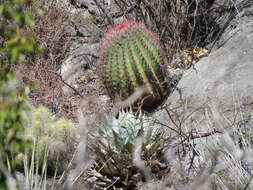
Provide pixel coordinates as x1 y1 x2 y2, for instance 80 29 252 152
74 0 119 16
151 14 253 187
65 10 101 38
155 15 253 133
60 42 99 95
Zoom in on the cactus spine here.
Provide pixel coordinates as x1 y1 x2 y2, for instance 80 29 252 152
97 19 169 111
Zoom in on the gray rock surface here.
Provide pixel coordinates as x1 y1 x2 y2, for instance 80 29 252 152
65 10 101 38
73 0 119 15
61 42 99 94
155 15 253 133
152 15 253 185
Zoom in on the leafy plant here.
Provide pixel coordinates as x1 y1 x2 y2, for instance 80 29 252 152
20 106 76 175
0 0 41 189
92 111 168 188
0 0 41 66
97 19 170 112
0 76 31 190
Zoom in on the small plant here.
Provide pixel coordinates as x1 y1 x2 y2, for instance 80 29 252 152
0 0 41 66
21 141 49 190
19 106 76 176
92 110 168 188
97 19 170 112
0 0 41 188
0 76 31 190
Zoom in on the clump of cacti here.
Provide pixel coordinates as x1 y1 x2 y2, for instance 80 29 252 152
97 19 170 112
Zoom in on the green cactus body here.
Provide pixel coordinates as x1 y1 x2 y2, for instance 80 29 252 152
97 19 170 111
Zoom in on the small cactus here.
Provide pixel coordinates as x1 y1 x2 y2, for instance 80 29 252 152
97 19 170 112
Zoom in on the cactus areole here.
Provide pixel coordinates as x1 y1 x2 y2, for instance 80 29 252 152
97 19 170 112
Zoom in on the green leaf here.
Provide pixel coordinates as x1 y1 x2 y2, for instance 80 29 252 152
112 129 123 152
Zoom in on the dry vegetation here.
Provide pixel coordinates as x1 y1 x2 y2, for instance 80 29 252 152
9 0 253 190
14 0 251 118
14 0 77 119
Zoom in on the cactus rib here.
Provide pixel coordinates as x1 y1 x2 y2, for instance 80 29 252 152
97 19 170 112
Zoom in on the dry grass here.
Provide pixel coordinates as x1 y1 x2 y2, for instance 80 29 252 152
94 0 220 52
13 0 79 119
10 0 253 189
60 94 253 190
93 0 251 69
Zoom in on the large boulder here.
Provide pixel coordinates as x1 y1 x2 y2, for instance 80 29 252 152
152 13 253 189
155 15 253 133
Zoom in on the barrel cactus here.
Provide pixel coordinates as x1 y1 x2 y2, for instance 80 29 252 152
97 19 170 112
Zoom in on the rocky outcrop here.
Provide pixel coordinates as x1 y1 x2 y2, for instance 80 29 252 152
155 14 253 134
151 13 253 188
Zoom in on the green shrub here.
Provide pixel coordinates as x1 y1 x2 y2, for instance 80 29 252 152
0 75 31 190
0 0 41 66
21 106 76 175
0 0 41 189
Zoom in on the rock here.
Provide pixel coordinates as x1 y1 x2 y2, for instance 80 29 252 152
61 42 99 95
151 14 253 188
73 0 99 14
155 15 253 133
65 10 101 38
77 0 120 15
